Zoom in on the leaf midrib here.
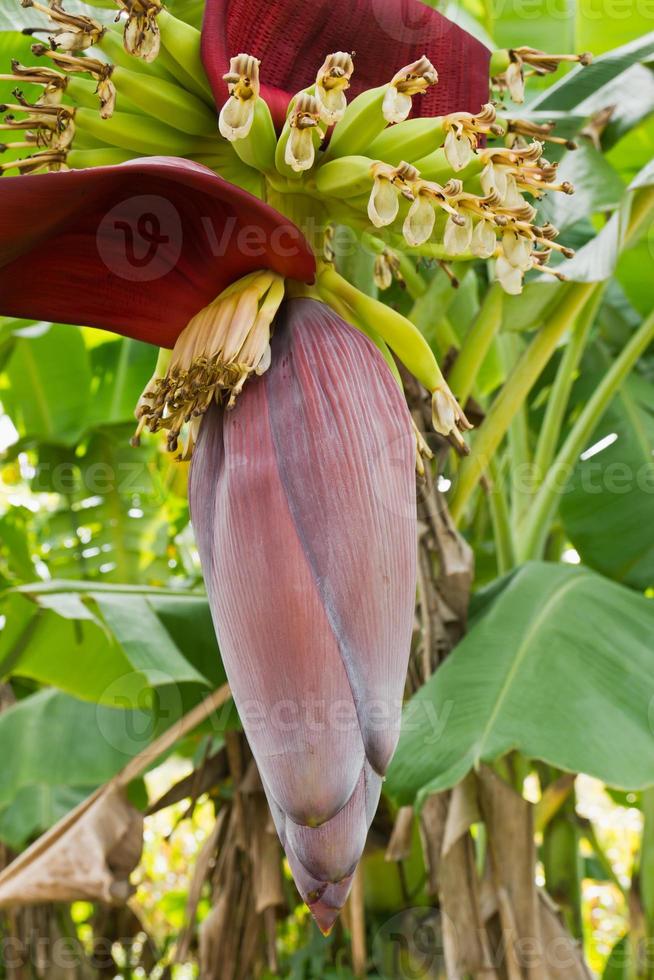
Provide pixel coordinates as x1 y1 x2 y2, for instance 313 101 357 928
473 573 591 765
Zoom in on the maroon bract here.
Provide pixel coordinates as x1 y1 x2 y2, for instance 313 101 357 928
0 157 315 348
201 0 490 126
189 298 416 931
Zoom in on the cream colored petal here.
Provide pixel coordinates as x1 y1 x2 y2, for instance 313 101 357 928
382 87 412 124
496 255 524 294
481 162 508 200
443 214 472 254
432 388 457 435
471 219 497 258
506 61 525 103
402 196 435 247
367 179 399 228
285 128 316 172
317 86 348 125
444 130 473 172
503 231 532 270
504 174 525 208
219 96 255 141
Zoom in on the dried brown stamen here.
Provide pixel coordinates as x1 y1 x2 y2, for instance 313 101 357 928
116 0 162 62
21 0 105 51
507 117 577 150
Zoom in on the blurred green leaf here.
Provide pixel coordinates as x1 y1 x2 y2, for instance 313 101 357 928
548 143 625 230
387 562 654 806
561 371 654 589
551 158 654 281
530 32 654 111
0 581 219 705
0 323 91 444
0 784 92 851
87 338 155 428
0 687 153 811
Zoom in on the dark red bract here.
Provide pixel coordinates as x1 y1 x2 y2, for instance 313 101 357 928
0 157 315 348
202 0 490 127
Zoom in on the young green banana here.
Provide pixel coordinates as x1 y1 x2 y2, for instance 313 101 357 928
274 95 323 179
413 147 484 183
66 76 137 114
230 99 277 173
111 65 216 135
314 156 374 198
98 27 175 81
157 10 213 101
322 85 390 160
367 117 445 166
192 152 264 196
67 147 137 168
74 106 216 156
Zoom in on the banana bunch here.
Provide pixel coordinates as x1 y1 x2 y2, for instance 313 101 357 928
1 0 589 308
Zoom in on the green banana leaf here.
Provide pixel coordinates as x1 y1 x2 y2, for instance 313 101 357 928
387 561 654 807
530 32 654 111
561 371 654 590
551 158 654 282
548 143 626 231
1 323 92 445
0 581 225 705
0 687 151 812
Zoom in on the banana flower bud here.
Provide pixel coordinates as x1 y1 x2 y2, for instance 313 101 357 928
189 298 416 932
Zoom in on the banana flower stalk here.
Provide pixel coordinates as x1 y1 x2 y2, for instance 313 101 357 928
0 156 416 931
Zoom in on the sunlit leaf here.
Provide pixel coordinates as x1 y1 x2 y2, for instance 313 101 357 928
0 581 220 705
561 370 654 590
387 562 654 805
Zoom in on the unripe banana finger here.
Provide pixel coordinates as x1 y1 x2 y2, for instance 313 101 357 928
314 156 374 198
367 117 445 166
230 99 277 173
111 65 216 135
158 10 213 101
192 153 265 196
413 147 483 183
98 27 175 81
323 85 389 160
274 110 322 179
75 106 215 156
68 147 137 168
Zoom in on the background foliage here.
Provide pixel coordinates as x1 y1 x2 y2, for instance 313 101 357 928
1 0 654 977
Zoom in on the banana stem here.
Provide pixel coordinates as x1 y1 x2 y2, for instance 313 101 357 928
500 332 533 525
157 9 214 101
318 265 445 392
74 106 217 156
487 456 515 573
641 789 654 940
531 287 604 487
516 305 654 561
449 281 596 524
319 286 403 387
448 283 503 404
